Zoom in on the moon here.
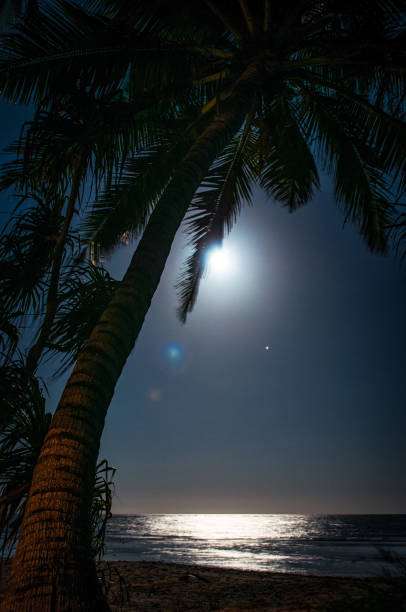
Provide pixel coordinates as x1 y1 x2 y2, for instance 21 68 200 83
207 246 232 274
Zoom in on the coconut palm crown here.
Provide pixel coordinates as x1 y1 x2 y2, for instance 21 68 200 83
81 0 406 320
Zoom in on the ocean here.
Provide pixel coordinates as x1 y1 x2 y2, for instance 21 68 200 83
103 513 406 577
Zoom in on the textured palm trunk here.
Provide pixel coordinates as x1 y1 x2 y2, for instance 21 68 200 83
1 68 256 612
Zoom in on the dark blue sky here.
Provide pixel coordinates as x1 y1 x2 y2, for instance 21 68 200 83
2 102 406 514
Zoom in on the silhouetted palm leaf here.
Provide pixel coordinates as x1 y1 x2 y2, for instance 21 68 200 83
0 313 20 365
0 361 35 430
45 263 119 375
90 459 115 559
0 0 214 106
0 88 167 196
258 95 320 209
0 0 36 33
0 367 50 556
0 194 65 316
0 366 116 558
85 120 206 251
176 127 258 321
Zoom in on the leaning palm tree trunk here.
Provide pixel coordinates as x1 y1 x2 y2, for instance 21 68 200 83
0 70 254 611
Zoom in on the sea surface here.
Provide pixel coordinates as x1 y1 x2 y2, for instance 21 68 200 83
103 514 406 577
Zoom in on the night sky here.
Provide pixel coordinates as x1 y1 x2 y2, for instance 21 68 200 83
2 101 406 515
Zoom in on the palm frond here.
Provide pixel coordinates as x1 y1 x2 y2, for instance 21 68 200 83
295 68 406 189
393 211 406 261
90 459 115 559
0 362 116 558
84 120 202 251
0 90 170 197
44 263 119 376
388 192 406 262
0 312 20 365
0 0 30 33
298 91 395 252
0 0 131 104
176 126 257 322
0 194 65 316
0 360 40 430
0 366 49 557
259 95 320 209
0 0 216 106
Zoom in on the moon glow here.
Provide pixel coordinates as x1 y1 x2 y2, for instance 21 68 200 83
207 246 232 274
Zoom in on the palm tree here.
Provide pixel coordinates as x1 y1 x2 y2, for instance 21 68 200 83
0 83 178 374
1 2 406 610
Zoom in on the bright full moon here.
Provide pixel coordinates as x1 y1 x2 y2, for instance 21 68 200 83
207 246 233 275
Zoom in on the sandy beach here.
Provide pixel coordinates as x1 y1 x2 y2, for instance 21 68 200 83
1 559 405 611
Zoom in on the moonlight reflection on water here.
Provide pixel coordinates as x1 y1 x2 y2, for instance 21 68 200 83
105 514 406 576
138 513 308 540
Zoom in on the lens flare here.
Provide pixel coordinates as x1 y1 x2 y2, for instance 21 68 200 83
147 389 162 402
162 342 185 366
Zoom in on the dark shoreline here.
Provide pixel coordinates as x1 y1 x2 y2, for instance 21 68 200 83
2 559 405 610
100 560 406 611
